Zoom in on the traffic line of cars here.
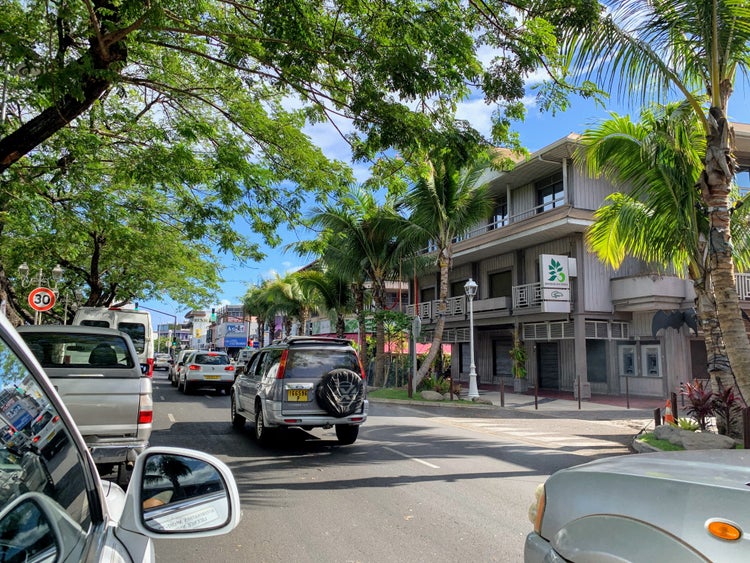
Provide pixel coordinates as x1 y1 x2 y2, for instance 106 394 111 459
0 314 240 561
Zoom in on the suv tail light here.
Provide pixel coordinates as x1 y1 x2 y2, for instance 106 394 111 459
139 391 153 425
276 350 289 379
146 357 154 378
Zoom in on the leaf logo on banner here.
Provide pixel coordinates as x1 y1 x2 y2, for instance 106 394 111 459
547 258 566 283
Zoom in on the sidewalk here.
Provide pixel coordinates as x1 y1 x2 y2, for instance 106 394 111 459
372 385 667 429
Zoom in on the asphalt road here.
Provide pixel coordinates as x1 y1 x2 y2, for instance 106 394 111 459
146 371 642 562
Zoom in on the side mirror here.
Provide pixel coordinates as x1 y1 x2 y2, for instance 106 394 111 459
119 447 241 539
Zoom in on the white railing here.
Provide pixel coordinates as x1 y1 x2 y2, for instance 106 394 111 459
513 282 542 309
737 273 750 300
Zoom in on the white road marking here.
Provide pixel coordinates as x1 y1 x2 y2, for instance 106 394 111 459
383 446 440 469
168 413 176 423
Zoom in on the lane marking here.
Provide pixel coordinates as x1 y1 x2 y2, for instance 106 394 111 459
383 446 440 469
168 413 176 423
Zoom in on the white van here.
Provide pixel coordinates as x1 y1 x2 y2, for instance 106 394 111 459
72 306 155 376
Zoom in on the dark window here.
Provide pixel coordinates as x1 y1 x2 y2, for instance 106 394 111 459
489 271 513 298
79 320 109 328
20 333 135 371
420 287 435 303
284 349 359 379
586 340 607 383
117 322 146 354
536 173 564 212
493 341 513 377
193 353 230 365
451 280 467 298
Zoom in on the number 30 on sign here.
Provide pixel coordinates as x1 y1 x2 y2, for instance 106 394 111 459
28 287 56 312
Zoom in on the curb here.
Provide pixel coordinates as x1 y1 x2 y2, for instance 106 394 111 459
368 397 497 409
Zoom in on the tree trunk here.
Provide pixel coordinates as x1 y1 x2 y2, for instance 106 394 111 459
699 109 750 409
353 285 369 382
372 280 387 387
414 249 450 388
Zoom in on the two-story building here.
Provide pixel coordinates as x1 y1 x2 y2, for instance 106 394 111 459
409 123 750 399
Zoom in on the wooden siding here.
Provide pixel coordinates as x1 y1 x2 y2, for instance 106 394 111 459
581 246 616 312
568 165 614 210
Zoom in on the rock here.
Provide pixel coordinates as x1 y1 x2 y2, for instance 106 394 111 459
420 390 445 401
472 397 494 405
653 424 737 449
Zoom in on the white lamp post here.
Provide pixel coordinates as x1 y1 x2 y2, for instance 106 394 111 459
464 278 479 399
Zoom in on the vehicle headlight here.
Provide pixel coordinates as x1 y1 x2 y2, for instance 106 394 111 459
528 483 546 534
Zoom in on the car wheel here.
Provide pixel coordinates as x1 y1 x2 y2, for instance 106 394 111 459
184 379 193 394
231 395 246 430
315 369 364 417
335 424 359 445
170 372 178 387
254 406 272 445
178 375 186 393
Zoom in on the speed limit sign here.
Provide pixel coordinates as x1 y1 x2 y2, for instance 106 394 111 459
28 287 56 312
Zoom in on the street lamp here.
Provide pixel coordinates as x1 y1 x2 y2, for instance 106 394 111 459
464 278 479 399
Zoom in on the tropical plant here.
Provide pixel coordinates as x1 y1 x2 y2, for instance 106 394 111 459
577 101 750 436
399 149 496 389
293 269 353 338
509 331 528 380
558 0 750 410
683 379 715 431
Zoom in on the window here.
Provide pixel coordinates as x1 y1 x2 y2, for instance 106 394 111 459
420 287 435 303
451 280 467 298
489 271 513 298
490 198 508 228
586 340 607 383
118 321 146 354
536 173 564 212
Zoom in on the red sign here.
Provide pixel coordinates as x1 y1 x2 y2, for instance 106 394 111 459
28 287 56 312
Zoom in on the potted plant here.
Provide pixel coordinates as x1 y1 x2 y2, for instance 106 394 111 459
509 331 528 393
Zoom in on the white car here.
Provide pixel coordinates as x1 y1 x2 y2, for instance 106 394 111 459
178 351 235 394
0 313 241 561
154 353 171 371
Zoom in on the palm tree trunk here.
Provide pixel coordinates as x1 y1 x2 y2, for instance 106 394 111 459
699 109 750 407
354 286 369 382
372 280 387 387
414 251 450 388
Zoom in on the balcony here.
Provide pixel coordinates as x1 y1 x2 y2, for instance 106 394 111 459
406 295 512 323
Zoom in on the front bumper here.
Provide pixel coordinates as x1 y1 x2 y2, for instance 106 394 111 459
524 532 566 563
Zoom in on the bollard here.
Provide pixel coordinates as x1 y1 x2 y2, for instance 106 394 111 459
671 391 679 421
654 407 662 427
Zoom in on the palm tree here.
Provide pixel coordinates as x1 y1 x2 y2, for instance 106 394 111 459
399 149 496 389
559 0 750 403
294 268 354 338
310 189 407 386
577 101 750 435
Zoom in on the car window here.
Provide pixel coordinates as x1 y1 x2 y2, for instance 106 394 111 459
193 354 229 365
117 322 146 355
79 320 109 329
21 333 136 371
0 330 94 549
262 350 283 379
244 352 264 379
285 349 359 379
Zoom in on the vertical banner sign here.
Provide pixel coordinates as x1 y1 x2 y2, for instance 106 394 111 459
539 255 570 312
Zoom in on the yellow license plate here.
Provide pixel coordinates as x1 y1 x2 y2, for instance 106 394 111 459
287 389 308 402
204 375 221 380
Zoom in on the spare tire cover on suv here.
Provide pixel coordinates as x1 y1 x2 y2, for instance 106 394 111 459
315 368 364 417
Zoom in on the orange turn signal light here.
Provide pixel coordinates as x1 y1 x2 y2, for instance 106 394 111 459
707 520 742 541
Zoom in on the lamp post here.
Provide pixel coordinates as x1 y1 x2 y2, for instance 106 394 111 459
18 263 64 324
464 278 479 399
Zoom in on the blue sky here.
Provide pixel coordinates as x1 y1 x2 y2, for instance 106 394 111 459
143 77 750 328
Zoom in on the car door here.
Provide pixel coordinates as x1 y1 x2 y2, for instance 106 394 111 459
237 351 265 416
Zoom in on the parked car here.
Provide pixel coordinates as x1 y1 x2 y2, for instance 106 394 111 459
169 348 196 386
154 353 171 371
27 408 66 460
0 312 240 560
525 449 750 562
231 336 367 445
18 325 153 481
178 351 235 394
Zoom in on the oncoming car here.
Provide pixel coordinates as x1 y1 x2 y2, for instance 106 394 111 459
525 449 750 562
231 336 367 446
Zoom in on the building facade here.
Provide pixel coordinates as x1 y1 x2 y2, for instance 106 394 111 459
409 124 750 399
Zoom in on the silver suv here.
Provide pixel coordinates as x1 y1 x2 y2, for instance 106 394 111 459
230 337 367 445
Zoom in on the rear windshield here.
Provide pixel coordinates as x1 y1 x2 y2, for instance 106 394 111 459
284 349 359 379
117 322 146 355
21 332 136 372
192 353 230 365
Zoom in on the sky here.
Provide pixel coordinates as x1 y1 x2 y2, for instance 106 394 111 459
142 71 750 329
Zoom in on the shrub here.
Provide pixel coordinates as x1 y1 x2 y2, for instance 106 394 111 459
676 417 699 431
682 379 714 431
417 374 435 392
434 377 450 394
712 377 743 436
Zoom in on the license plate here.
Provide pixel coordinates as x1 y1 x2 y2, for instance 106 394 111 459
204 375 221 380
45 431 55 442
287 389 308 402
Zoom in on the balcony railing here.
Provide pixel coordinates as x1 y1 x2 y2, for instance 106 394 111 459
512 282 542 310
737 273 750 300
